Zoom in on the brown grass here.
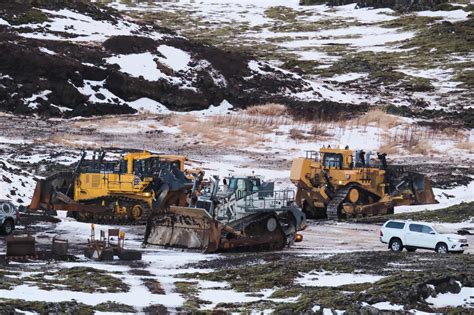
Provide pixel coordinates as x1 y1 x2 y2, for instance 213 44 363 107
289 128 309 140
46 134 101 149
166 113 276 149
310 122 332 138
378 142 401 155
455 140 474 153
244 103 287 116
356 108 401 130
379 126 439 156
209 114 287 131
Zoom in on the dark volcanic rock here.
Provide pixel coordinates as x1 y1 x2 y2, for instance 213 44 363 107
103 35 159 54
0 0 348 119
287 100 369 121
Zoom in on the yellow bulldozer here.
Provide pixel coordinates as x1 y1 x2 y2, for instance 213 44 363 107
29 151 197 224
290 146 437 220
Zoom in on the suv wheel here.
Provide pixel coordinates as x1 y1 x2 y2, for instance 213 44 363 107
389 238 403 252
1 219 14 235
435 242 448 254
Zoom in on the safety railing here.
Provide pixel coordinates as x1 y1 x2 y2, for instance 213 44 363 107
242 189 296 212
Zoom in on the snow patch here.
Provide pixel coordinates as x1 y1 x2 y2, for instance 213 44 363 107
127 97 170 114
296 271 385 287
425 287 473 308
106 53 166 81
24 90 52 109
157 45 191 72
368 301 404 310
17 8 147 42
39 47 57 55
417 9 470 22
330 72 368 82
0 18 10 26
187 100 233 116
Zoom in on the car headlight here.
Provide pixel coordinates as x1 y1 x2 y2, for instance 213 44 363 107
447 237 460 243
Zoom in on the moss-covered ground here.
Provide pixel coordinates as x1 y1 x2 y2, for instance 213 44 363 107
21 266 129 293
0 298 135 314
174 280 212 312
178 251 473 313
354 201 474 223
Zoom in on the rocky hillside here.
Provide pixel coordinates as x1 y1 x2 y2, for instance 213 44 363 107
0 1 358 118
113 0 473 128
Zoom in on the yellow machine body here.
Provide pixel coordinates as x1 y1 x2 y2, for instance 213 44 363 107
73 152 186 208
29 151 195 224
290 147 436 220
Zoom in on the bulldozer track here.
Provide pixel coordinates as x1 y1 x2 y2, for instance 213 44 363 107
230 212 290 251
326 186 352 220
79 196 152 226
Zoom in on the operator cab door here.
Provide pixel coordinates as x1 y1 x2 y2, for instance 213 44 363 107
232 178 248 200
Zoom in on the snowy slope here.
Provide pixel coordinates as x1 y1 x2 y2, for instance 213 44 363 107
0 2 339 118
108 0 474 126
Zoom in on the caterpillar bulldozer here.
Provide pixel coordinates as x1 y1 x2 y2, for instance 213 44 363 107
144 175 306 252
29 151 305 252
28 151 196 224
290 147 437 220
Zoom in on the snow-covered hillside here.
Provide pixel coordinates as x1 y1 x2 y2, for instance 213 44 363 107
108 0 474 127
0 2 347 118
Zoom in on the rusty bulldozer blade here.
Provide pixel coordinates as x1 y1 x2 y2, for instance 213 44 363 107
6 235 36 259
411 173 437 205
145 207 233 252
144 206 287 253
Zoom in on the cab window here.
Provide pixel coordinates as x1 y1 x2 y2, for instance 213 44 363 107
133 159 145 176
421 225 434 234
228 178 248 199
250 179 260 193
323 153 343 169
386 221 404 229
409 224 422 233
237 179 246 192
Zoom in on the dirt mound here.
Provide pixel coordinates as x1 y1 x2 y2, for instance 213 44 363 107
287 99 369 121
103 36 159 54
0 35 136 117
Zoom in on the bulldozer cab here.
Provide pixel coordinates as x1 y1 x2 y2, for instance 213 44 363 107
124 152 185 174
132 157 182 179
227 176 262 200
319 148 353 170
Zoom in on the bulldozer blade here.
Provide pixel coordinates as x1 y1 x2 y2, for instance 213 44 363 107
28 172 73 212
412 174 437 205
145 206 223 252
145 207 288 253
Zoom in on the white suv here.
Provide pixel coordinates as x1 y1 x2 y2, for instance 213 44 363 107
380 220 468 253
